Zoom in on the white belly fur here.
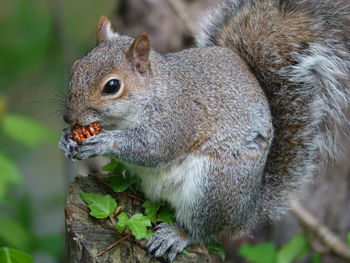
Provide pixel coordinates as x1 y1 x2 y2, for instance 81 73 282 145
126 155 209 225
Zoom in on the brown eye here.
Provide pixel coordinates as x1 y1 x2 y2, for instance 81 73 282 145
102 78 121 95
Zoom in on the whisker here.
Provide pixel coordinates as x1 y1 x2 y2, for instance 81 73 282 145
46 85 67 100
47 109 65 116
31 100 65 107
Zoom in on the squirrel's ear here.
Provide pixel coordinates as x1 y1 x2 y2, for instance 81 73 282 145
96 16 118 44
125 33 151 75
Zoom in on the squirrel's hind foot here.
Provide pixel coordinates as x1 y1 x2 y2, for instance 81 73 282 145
147 223 191 262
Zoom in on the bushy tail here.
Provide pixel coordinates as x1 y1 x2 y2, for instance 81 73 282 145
197 0 350 219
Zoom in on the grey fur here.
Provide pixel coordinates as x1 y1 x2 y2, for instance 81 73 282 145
197 0 350 219
59 0 350 261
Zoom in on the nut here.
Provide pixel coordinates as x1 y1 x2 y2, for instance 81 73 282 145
71 122 102 143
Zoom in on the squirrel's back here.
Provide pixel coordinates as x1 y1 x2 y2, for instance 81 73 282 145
197 0 350 219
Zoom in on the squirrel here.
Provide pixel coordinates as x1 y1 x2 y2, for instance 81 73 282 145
59 0 350 261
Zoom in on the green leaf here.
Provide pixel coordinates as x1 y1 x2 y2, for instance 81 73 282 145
156 206 176 225
0 153 21 199
116 212 152 240
0 215 31 250
116 212 129 234
145 230 155 240
108 175 141 193
181 248 189 255
311 253 322 263
0 247 34 263
2 114 56 148
207 240 226 261
80 193 117 219
347 233 350 246
239 242 277 263
102 160 124 173
128 214 152 240
276 233 309 263
142 201 163 223
102 159 136 175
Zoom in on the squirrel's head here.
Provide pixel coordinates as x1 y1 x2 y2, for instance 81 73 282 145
64 16 157 129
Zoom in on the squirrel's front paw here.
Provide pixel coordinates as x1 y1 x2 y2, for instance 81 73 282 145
74 131 114 160
58 126 78 160
147 223 191 262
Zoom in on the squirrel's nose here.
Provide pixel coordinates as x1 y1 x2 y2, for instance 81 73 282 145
63 113 77 126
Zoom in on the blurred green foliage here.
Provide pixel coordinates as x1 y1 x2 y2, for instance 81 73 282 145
0 247 34 263
0 106 61 261
0 0 117 261
238 234 322 263
0 0 50 90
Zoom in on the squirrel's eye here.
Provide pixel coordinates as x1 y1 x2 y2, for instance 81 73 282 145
102 78 121 95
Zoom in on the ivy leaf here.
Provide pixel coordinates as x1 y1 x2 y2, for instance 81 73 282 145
142 201 163 223
276 233 309 263
239 242 277 263
116 213 152 239
103 159 135 176
2 114 56 148
0 247 34 263
116 212 129 234
0 153 21 199
207 239 226 261
102 160 125 173
80 193 117 219
145 230 155 240
108 175 141 193
128 214 152 240
156 206 176 225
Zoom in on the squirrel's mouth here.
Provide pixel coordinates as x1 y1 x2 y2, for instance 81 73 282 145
76 115 136 131
76 118 111 130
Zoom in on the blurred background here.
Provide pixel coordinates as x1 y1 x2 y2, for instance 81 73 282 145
0 0 349 263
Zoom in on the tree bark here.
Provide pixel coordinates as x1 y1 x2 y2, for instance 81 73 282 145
64 175 210 263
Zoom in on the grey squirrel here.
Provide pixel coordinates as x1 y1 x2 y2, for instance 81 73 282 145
59 0 350 261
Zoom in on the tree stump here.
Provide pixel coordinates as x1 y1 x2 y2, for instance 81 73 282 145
64 175 210 263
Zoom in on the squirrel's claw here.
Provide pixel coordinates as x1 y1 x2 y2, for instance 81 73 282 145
147 223 190 262
58 129 115 160
58 126 78 160
74 131 114 160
